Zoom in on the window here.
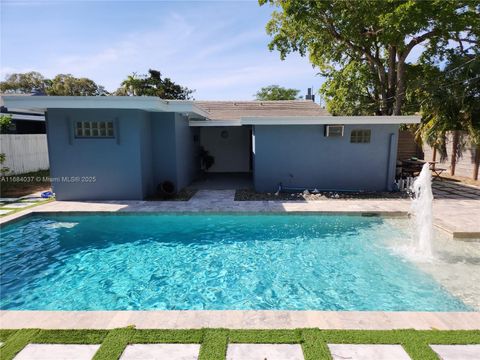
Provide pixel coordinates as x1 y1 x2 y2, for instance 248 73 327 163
350 129 371 143
75 121 114 138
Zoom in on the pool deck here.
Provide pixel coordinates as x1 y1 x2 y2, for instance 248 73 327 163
1 190 479 330
1 189 479 238
1 310 479 330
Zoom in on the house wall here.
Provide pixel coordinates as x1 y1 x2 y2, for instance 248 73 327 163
47 110 200 201
200 126 251 172
253 124 399 192
174 113 200 189
150 112 199 192
46 109 150 200
151 112 177 191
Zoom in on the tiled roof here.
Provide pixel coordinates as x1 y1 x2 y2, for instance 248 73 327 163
194 100 330 120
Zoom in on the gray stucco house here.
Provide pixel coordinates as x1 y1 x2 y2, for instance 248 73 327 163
2 96 420 200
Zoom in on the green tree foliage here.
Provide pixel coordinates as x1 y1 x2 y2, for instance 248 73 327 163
255 85 300 100
0 72 49 94
46 74 108 96
0 114 12 134
116 69 194 100
413 53 480 148
0 72 107 95
0 115 12 175
260 0 479 115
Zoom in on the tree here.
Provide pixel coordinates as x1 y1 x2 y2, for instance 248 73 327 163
260 0 479 115
0 72 107 96
0 115 12 175
116 69 194 100
255 85 300 100
0 71 49 94
0 114 12 134
47 74 108 96
413 52 480 150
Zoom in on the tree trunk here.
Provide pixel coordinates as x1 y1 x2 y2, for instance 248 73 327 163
394 56 407 115
387 45 397 115
450 131 459 176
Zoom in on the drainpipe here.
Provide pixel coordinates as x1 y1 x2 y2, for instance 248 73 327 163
386 133 396 191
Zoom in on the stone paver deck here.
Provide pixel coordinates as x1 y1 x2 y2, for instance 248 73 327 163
430 344 480 360
120 344 200 360
7 343 480 359
227 344 304 360
1 310 479 330
14 344 101 360
328 344 411 360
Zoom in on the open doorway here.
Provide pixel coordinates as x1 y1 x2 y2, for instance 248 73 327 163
190 125 253 189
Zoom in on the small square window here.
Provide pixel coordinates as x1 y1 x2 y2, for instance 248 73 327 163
75 121 115 138
350 129 371 143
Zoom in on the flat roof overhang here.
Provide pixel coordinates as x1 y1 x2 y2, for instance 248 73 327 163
189 115 421 127
0 96 211 119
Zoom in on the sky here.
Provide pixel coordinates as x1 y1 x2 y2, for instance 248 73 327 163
0 0 323 100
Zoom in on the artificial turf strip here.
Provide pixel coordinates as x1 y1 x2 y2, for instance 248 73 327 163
198 329 228 360
0 328 479 360
301 329 332 360
0 330 16 343
34 329 108 344
0 329 40 360
92 328 135 360
132 329 203 343
419 330 480 344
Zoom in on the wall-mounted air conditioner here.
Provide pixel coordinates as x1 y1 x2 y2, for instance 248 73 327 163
324 125 344 137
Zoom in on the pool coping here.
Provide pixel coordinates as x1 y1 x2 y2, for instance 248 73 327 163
1 310 479 330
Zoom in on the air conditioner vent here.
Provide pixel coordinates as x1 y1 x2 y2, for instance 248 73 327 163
325 125 344 137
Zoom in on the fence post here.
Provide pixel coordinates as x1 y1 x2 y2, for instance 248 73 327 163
474 145 480 181
450 131 459 176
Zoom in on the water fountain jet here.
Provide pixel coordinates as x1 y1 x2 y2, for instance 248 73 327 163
410 163 434 259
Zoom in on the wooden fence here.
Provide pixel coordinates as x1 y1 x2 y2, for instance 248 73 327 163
397 130 423 161
423 131 480 180
0 134 49 175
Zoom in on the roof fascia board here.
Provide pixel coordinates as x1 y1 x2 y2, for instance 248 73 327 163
241 115 421 125
189 120 242 127
11 114 45 121
1 96 209 118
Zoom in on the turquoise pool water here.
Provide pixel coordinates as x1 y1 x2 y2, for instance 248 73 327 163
0 214 469 311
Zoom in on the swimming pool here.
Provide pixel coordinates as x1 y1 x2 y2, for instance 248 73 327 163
0 213 471 311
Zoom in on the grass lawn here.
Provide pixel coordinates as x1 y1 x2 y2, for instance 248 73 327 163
0 170 51 198
0 328 479 360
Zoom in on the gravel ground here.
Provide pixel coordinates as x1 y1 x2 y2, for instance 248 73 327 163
235 189 410 201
